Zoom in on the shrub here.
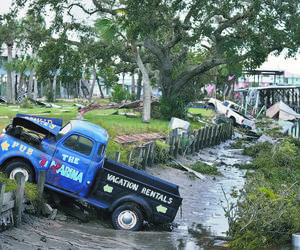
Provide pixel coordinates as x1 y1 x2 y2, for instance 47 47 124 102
109 84 130 103
225 138 300 249
189 161 221 175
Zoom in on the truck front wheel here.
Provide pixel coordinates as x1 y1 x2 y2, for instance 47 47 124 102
4 160 34 183
112 204 143 231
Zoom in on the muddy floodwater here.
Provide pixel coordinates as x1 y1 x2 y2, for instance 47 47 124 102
0 141 252 250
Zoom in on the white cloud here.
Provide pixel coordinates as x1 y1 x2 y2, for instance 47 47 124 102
0 0 13 15
259 53 300 75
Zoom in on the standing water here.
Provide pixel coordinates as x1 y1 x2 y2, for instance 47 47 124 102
146 140 251 249
0 140 253 250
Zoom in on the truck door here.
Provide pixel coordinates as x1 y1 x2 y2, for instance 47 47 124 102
46 134 94 194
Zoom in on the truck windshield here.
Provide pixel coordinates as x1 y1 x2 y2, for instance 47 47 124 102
56 122 72 140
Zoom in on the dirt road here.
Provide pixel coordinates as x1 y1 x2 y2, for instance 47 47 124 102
0 140 251 249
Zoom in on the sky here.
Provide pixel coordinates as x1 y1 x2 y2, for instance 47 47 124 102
1 0 300 76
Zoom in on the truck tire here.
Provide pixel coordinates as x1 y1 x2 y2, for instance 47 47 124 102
112 204 143 231
4 160 34 183
229 117 236 126
208 104 215 110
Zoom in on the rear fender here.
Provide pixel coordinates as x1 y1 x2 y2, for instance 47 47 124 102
109 194 153 222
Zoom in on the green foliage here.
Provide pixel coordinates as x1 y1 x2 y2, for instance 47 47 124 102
159 96 188 120
0 173 17 192
98 66 119 90
109 84 130 103
20 98 34 109
226 137 300 249
242 142 273 157
0 173 38 205
189 162 221 176
154 140 170 163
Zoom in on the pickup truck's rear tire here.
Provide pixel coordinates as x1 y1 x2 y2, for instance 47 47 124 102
229 116 236 126
4 160 34 183
207 104 215 110
112 204 143 231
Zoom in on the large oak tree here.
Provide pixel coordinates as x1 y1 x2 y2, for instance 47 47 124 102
15 0 300 118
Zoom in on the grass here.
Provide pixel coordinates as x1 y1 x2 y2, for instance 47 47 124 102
0 100 212 134
0 99 212 160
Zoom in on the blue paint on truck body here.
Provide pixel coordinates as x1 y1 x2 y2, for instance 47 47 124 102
0 114 182 228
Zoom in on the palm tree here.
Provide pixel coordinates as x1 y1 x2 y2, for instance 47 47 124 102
20 13 49 99
0 11 20 103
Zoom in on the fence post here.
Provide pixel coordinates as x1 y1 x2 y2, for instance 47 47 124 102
209 126 216 146
216 125 222 144
115 151 121 162
195 129 200 152
37 171 46 215
168 134 174 156
137 146 145 169
15 173 25 227
199 128 205 149
148 142 156 166
0 182 6 210
206 126 213 147
142 143 151 169
222 123 227 142
127 150 133 167
191 130 197 153
174 135 180 158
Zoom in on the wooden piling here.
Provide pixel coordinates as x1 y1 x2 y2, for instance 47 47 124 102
0 182 5 209
115 151 121 162
127 150 133 166
15 173 25 227
37 171 46 215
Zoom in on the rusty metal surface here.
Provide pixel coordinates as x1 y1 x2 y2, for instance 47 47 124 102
114 132 166 144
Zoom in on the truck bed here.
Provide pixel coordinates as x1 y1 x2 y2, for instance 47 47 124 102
90 158 182 223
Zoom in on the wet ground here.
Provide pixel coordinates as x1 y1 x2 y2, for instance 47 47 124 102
0 140 252 250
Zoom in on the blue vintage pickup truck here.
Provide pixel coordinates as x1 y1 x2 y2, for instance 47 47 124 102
0 114 182 231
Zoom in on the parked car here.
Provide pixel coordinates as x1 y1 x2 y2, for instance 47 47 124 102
207 98 256 130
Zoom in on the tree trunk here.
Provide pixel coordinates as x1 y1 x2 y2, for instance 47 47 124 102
131 71 136 99
28 69 34 99
12 72 16 104
88 65 96 102
34 77 38 99
131 43 151 123
97 78 104 98
53 71 57 102
122 72 125 89
6 42 13 103
137 70 142 100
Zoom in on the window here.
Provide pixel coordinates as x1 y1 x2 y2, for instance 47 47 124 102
63 135 93 156
223 101 229 107
56 122 72 140
97 144 106 157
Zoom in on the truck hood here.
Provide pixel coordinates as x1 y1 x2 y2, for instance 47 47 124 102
13 113 63 136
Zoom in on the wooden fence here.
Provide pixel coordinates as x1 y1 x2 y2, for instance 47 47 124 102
122 121 233 169
0 171 46 228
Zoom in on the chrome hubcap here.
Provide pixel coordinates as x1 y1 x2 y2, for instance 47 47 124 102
117 210 137 229
9 168 29 181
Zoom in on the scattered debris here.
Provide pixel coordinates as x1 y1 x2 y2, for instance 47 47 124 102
168 117 190 135
0 96 7 103
114 132 166 144
266 101 300 120
172 160 205 179
257 134 274 143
